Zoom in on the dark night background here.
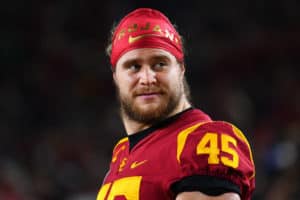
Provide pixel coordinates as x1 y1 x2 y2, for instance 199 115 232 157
1 0 299 199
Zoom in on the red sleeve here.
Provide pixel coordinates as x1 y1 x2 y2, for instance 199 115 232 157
175 121 255 200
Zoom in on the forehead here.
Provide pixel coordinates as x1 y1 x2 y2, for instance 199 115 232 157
116 48 177 66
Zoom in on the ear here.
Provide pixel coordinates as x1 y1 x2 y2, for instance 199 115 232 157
113 72 118 86
179 63 186 78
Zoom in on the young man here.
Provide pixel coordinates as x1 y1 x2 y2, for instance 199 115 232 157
97 8 255 200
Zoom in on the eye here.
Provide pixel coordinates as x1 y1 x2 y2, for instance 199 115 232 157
153 62 166 70
127 64 141 72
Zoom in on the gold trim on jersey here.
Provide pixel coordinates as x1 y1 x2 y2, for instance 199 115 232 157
231 124 256 179
177 122 209 163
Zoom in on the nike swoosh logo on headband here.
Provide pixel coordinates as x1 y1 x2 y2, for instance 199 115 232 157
128 34 156 44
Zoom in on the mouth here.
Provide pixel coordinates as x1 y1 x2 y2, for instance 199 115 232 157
134 91 164 100
133 87 165 100
137 92 161 96
136 92 162 99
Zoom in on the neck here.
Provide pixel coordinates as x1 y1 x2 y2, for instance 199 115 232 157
122 98 191 135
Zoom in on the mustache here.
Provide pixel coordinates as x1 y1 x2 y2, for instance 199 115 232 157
133 87 165 96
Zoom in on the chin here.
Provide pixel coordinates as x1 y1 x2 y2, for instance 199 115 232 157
136 103 169 119
137 100 166 111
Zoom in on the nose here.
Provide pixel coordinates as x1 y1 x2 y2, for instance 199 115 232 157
138 66 157 85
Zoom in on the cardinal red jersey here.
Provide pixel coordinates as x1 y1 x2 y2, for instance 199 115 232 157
97 108 255 200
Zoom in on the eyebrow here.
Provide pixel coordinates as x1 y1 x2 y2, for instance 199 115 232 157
122 54 171 66
122 58 142 68
150 55 171 62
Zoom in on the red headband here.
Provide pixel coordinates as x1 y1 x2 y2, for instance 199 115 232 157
110 8 184 67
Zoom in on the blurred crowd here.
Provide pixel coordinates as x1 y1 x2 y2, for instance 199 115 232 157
1 0 299 199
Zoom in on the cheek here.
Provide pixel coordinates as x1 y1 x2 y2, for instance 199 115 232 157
115 73 135 91
164 72 181 87
118 82 130 94
118 80 137 99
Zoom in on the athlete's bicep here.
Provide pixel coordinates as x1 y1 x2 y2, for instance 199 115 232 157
176 192 240 200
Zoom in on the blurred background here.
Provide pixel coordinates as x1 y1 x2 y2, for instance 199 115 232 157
1 0 299 199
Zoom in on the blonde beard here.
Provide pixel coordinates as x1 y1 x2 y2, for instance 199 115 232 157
118 88 182 125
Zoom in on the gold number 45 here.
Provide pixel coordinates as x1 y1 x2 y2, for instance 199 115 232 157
197 133 239 168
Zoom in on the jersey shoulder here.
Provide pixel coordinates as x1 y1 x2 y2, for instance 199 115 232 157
175 120 255 198
176 120 254 165
177 121 254 167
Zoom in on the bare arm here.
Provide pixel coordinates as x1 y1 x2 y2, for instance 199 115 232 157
176 192 240 200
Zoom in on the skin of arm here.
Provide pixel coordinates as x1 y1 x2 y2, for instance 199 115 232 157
176 192 241 200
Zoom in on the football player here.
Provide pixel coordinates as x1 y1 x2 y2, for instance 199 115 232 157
97 8 255 200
